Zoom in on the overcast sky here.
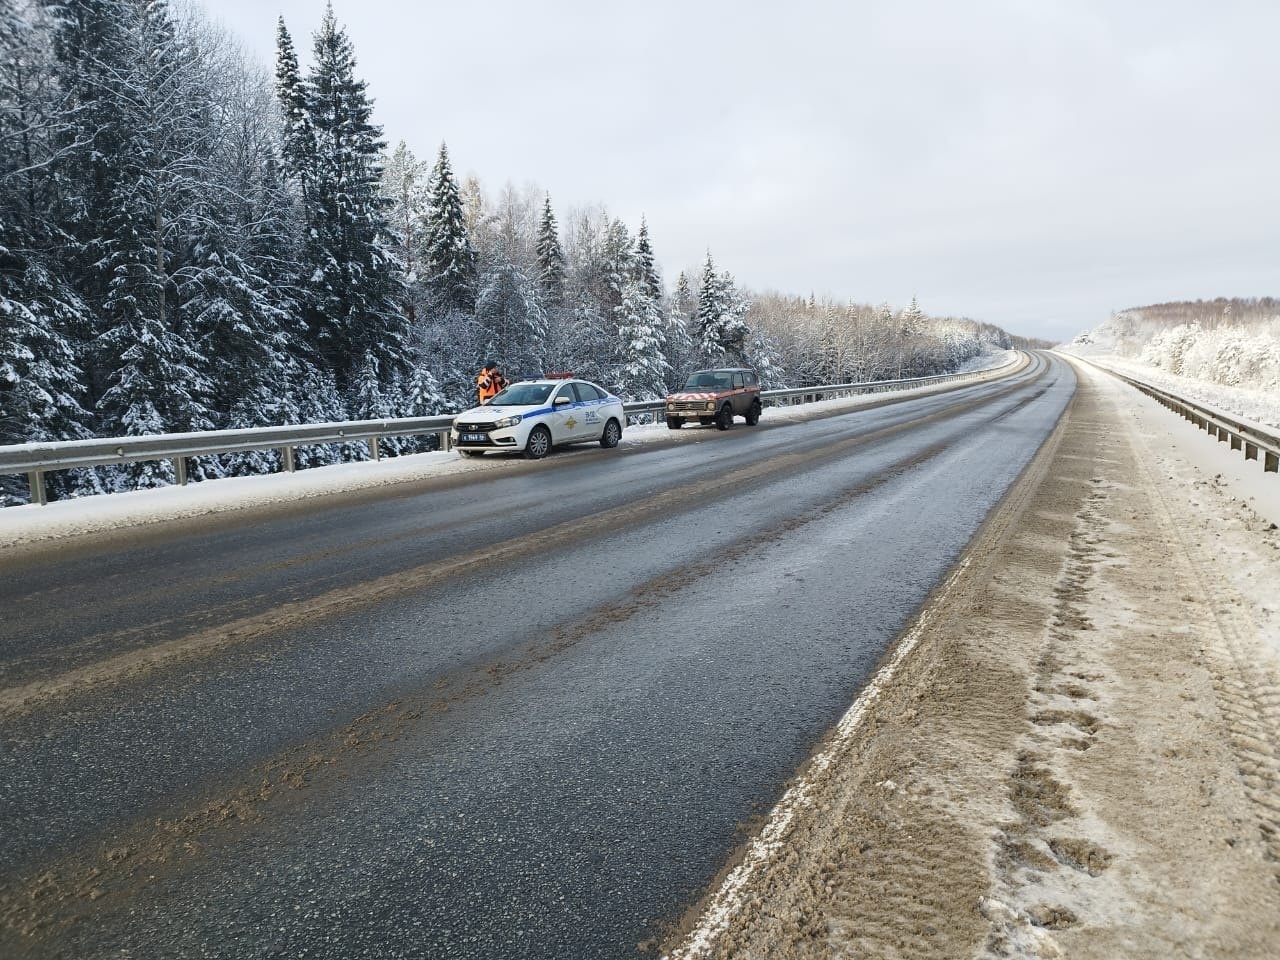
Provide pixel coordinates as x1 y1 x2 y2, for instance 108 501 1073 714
206 0 1279 344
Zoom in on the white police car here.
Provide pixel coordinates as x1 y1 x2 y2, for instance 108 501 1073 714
451 375 626 459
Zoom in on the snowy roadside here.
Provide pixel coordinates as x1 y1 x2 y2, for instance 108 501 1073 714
662 355 1280 958
0 351 1019 551
1058 348 1280 429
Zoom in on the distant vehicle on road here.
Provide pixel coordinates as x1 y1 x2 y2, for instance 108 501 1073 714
665 367 762 430
451 375 625 459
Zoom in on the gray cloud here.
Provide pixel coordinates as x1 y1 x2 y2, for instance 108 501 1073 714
210 0 1280 342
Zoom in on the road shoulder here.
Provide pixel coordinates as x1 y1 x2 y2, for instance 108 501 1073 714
665 355 1280 958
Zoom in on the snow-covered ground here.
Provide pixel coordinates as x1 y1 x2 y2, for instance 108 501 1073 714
0 352 1019 550
1059 343 1280 429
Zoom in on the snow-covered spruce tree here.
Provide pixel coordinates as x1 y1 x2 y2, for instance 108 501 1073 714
633 217 662 303
614 279 669 400
0 0 93 501
673 270 694 320
291 362 346 467
661 306 695 387
294 6 408 393
600 217 633 318
475 243 547 376
274 16 311 206
350 352 385 422
42 0 137 415
421 141 477 315
695 253 749 365
395 359 448 451
180 216 292 430
535 193 565 306
0 245 93 501
199 43 310 435
661 270 697 384
746 327 784 388
49 0 218 478
380 140 428 325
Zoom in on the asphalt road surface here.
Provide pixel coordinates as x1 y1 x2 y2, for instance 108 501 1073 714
0 353 1076 959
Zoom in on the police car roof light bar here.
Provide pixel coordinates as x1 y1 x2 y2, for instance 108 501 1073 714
543 372 575 379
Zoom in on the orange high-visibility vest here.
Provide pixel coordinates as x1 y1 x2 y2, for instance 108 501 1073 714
477 368 498 403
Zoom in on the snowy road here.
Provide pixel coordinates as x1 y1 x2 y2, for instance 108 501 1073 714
0 354 1074 959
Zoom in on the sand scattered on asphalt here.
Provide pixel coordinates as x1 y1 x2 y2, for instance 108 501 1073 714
666 357 1280 959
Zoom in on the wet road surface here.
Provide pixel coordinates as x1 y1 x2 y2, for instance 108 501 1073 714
0 354 1075 958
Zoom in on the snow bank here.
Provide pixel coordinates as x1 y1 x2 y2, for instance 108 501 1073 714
1 350 1019 550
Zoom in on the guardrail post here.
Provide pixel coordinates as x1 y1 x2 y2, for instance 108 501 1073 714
368 437 381 462
440 430 451 452
174 457 188 485
282 446 295 472
28 470 47 506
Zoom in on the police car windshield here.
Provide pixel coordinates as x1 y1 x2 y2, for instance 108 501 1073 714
490 383 552 406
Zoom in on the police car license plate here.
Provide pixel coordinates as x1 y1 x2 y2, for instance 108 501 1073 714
461 433 486 443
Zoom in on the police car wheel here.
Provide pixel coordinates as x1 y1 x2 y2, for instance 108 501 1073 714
600 419 621 448
745 400 761 426
666 417 682 430
716 404 734 430
524 425 552 459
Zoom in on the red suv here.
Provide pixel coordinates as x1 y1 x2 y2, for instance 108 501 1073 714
664 368 762 430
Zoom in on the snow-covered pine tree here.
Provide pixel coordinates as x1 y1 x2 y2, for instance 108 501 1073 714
298 5 408 393
180 218 292 432
291 363 346 467
615 278 669 400
695 253 750 365
380 140 428 325
394 360 448 451
274 16 312 206
600 217 633 317
52 0 218 466
897 295 926 378
746 327 784 388
421 142 477 314
475 244 547 374
95 305 215 487
634 217 662 302
43 0 136 413
0 0 93 500
535 193 565 306
674 271 694 320
661 308 695 387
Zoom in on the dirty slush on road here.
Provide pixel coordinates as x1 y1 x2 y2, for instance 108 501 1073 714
664 359 1280 959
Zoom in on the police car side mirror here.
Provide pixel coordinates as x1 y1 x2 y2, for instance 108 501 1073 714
553 396 571 407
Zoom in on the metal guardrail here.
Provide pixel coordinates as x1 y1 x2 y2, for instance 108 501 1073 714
1103 367 1280 475
1 355 1021 505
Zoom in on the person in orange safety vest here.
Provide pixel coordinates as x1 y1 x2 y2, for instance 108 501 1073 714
477 363 507 404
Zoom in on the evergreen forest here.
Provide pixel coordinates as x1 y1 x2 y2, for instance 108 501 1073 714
1 1 1034 503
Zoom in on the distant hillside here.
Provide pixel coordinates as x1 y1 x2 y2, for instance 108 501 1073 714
1117 297 1279 329
1066 297 1279 393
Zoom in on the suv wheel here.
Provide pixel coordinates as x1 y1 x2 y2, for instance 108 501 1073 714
524 425 552 459
745 399 761 426
716 403 734 431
